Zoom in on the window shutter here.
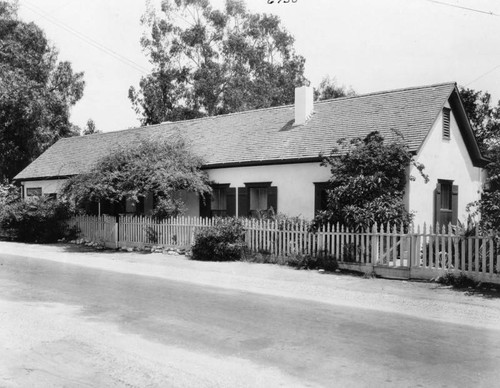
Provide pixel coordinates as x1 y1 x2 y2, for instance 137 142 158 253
434 183 442 226
268 186 278 213
137 196 145 215
314 185 322 214
314 182 329 214
199 193 211 218
238 187 248 217
452 185 459 225
226 187 236 217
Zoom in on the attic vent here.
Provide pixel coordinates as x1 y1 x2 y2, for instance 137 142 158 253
442 107 450 140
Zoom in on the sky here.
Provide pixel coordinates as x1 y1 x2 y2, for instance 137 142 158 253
16 0 500 133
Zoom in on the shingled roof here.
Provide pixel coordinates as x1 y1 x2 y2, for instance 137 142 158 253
15 82 483 181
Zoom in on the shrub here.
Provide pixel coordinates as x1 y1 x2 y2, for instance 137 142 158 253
287 253 339 271
191 218 246 261
438 272 478 289
0 197 75 243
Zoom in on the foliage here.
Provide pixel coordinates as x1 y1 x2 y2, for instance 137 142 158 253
0 180 20 206
82 119 100 135
242 250 338 271
61 136 211 217
314 75 355 101
286 253 339 271
191 217 246 261
0 2 85 181
129 0 307 124
0 196 75 242
459 87 500 156
437 272 478 289
314 131 428 230
466 141 500 235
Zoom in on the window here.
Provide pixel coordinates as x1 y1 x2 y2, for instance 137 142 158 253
250 187 268 212
314 182 329 214
26 187 42 197
125 198 137 213
238 182 277 217
434 180 458 226
443 107 451 140
211 187 228 217
199 184 236 218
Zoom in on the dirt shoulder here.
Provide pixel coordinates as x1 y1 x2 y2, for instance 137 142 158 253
2 241 500 331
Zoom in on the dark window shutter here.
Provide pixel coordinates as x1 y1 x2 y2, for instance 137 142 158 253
434 183 442 226
268 186 278 213
199 193 211 218
238 187 248 217
451 185 458 224
314 182 329 214
226 187 236 217
138 196 145 215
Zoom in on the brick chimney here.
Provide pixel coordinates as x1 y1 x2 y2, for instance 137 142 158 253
294 85 314 125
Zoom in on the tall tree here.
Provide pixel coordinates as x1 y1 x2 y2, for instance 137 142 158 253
82 118 100 135
0 1 85 181
129 0 307 125
314 75 355 101
459 87 500 155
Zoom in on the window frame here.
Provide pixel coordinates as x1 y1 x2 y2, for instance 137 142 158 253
239 182 277 218
26 187 42 197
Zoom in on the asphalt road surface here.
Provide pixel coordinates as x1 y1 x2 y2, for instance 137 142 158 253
1 244 500 387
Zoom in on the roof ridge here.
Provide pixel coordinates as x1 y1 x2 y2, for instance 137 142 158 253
62 81 458 140
314 81 457 105
82 103 295 137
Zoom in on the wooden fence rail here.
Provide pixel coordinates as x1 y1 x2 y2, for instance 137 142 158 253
71 215 500 284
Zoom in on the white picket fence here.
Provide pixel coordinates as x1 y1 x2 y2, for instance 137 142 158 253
71 215 500 284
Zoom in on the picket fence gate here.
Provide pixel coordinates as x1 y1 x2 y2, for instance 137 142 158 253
71 215 500 285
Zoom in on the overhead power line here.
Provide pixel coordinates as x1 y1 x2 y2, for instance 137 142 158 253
22 1 150 74
466 64 500 86
426 0 500 17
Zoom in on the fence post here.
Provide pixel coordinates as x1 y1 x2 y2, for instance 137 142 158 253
112 218 118 248
371 223 379 265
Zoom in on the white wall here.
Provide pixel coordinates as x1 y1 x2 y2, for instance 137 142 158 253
408 103 483 228
19 162 330 219
23 179 67 197
207 162 331 219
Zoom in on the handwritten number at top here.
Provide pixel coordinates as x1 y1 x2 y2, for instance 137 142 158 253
268 0 298 4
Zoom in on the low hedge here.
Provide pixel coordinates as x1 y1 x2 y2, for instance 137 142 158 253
0 197 75 243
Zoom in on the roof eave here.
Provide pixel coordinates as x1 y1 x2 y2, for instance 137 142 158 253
449 86 490 167
201 156 324 170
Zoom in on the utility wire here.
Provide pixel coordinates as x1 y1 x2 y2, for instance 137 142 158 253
466 64 500 86
426 0 500 17
22 1 150 74
425 1 500 85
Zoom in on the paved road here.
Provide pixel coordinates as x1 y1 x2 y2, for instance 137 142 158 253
1 247 500 387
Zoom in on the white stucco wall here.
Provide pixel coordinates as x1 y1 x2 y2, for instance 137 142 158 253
23 179 67 197
20 162 330 220
207 162 331 219
408 103 483 228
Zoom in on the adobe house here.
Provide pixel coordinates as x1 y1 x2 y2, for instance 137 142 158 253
14 82 488 227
